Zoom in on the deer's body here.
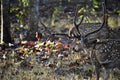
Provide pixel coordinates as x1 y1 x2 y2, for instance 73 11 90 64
69 2 120 80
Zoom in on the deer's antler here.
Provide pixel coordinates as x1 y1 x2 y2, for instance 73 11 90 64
84 2 108 38
73 6 84 38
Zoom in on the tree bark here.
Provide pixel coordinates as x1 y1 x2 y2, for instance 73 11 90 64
2 0 12 43
28 0 39 41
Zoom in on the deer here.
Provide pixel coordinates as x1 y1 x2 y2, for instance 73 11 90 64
68 2 120 80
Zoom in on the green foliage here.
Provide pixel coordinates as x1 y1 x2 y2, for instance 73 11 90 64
93 0 98 5
117 10 120 16
92 0 98 8
10 0 29 24
68 0 71 2
10 7 19 13
54 7 60 15
10 7 24 18
78 7 86 13
91 8 96 14
22 0 29 7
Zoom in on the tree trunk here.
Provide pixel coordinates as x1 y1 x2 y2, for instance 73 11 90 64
28 0 39 41
2 0 12 43
1 0 3 43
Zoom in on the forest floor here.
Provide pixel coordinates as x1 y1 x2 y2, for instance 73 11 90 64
0 38 92 80
0 39 120 80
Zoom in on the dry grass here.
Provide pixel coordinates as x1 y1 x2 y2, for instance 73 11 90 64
0 49 119 80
